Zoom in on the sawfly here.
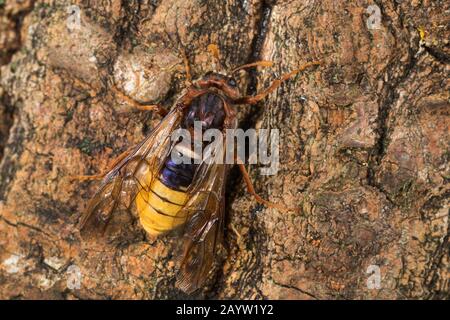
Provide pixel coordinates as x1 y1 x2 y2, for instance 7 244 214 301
78 44 319 293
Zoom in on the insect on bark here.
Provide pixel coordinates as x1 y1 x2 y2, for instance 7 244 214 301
77 44 319 293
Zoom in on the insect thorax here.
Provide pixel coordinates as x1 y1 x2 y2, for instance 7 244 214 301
183 92 226 131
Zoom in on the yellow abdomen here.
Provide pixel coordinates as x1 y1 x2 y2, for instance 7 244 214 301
136 178 188 236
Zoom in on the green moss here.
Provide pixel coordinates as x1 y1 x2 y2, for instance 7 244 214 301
36 2 51 9
64 108 74 124
10 61 18 73
78 138 93 155
76 137 105 156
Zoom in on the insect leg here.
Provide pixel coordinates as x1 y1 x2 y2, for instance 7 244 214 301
232 60 274 73
110 85 168 116
233 61 320 105
237 163 300 213
181 48 192 86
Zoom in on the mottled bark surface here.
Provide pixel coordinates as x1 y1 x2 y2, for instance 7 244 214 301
0 0 448 299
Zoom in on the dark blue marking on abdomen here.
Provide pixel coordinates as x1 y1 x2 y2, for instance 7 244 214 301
159 158 197 191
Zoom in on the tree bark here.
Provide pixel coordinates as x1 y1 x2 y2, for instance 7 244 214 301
0 0 448 299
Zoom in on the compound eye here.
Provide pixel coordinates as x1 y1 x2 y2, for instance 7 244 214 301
228 78 237 87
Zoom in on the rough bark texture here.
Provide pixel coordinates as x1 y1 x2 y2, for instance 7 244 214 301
0 0 448 299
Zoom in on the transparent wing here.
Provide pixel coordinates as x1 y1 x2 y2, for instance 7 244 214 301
79 107 182 238
174 131 230 293
81 101 232 294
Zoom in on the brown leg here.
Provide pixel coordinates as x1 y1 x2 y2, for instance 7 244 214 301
68 148 132 181
110 85 168 117
181 48 192 86
234 61 320 105
232 60 274 73
238 163 300 213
